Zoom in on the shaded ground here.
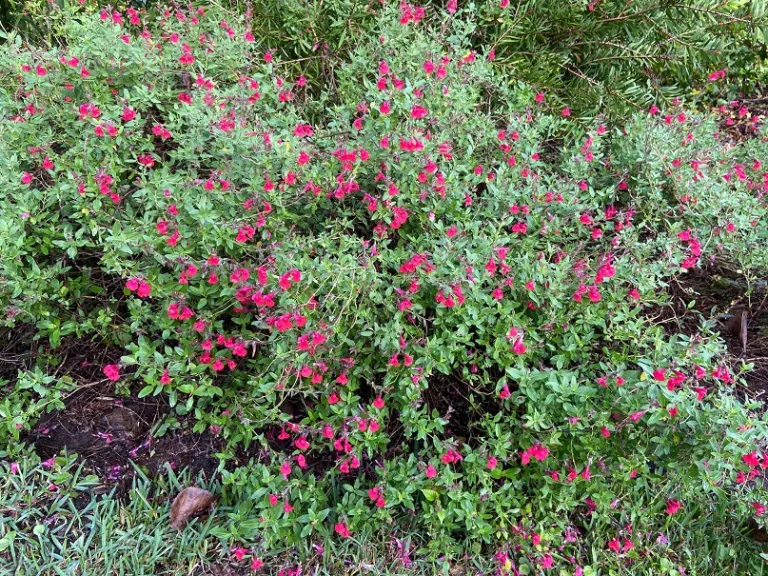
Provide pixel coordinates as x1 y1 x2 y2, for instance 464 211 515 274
653 265 768 398
716 97 767 143
28 378 223 492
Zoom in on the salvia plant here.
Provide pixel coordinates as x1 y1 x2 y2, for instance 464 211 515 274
1 2 768 574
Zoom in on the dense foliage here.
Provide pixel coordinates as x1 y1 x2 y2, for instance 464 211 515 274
4 0 768 114
1 2 768 574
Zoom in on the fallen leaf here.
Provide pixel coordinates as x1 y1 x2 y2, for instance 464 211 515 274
725 308 749 353
740 310 748 352
170 486 215 529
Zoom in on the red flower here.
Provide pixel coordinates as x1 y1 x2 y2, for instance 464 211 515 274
137 154 155 168
103 364 120 381
334 522 351 538
665 499 682 515
743 452 760 468
137 281 151 298
629 411 645 422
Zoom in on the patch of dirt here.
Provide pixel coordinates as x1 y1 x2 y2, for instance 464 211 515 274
423 371 500 447
716 98 765 143
654 265 768 398
29 380 223 491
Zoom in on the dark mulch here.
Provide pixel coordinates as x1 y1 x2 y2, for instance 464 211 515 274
716 97 767 143
652 265 768 398
28 379 224 492
0 327 224 491
423 371 502 448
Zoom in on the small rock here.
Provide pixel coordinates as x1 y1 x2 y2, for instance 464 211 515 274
99 407 140 440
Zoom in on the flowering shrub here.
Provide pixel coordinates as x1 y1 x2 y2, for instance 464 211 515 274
1 3 768 573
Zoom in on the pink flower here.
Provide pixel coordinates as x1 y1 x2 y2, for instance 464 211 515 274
487 455 498 470
629 411 645 422
522 443 549 463
232 547 248 562
372 396 385 409
334 522 351 538
103 364 120 381
425 464 437 478
137 281 151 298
665 499 681 515
743 452 760 468
251 556 263 570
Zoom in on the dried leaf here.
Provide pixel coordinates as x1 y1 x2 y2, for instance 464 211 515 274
725 309 749 353
740 310 748 352
169 486 215 529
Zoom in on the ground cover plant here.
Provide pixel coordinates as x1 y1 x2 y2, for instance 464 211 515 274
2 1 768 574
